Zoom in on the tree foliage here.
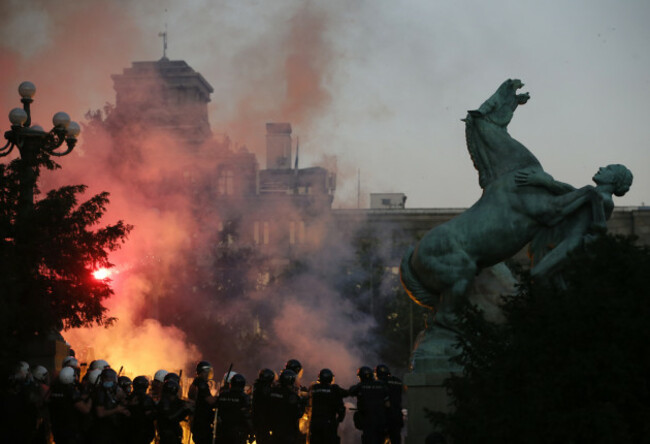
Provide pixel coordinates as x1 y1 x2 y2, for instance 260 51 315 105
434 235 650 444
0 156 132 365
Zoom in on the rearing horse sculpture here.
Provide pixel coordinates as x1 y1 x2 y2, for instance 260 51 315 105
400 79 632 329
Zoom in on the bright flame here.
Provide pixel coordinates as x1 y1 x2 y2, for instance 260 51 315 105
93 267 111 280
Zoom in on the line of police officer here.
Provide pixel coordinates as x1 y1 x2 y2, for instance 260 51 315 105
2 357 404 444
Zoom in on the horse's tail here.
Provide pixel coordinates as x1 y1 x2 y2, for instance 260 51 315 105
400 246 438 310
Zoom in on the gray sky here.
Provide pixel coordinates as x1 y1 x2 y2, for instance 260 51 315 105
2 0 649 208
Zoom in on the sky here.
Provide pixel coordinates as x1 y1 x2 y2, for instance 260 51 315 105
1 0 649 209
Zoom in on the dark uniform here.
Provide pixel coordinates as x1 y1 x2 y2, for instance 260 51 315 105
308 369 346 444
270 370 305 444
189 361 216 444
157 380 191 444
376 365 404 444
216 375 251 444
125 376 156 444
49 379 85 444
252 369 275 444
32 369 51 444
2 370 40 443
348 367 390 444
91 368 127 444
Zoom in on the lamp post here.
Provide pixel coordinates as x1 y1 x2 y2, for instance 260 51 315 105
1 81 80 234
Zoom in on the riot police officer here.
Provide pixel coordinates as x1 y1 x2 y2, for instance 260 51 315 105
348 366 390 444
216 373 252 444
308 368 346 444
188 360 217 444
92 367 130 444
252 368 276 444
32 365 51 444
375 364 404 444
3 361 39 442
285 359 308 395
125 376 156 444
49 366 92 444
151 369 168 403
157 379 192 444
270 369 306 444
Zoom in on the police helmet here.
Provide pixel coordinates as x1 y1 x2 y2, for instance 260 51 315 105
133 376 149 393
279 369 297 387
357 366 374 382
162 379 180 396
85 369 102 385
164 372 180 383
101 368 118 383
62 356 76 367
375 364 390 380
63 357 79 369
196 361 212 375
32 365 49 383
59 367 76 385
258 368 276 384
224 371 238 383
230 373 246 390
89 359 109 371
14 361 29 380
285 359 302 374
154 369 168 382
318 368 334 384
118 376 132 393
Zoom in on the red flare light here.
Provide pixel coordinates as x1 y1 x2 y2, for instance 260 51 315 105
93 267 111 280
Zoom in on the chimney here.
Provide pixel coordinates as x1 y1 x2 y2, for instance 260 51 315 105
266 123 292 169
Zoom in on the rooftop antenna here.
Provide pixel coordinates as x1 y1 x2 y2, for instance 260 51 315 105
357 168 361 209
293 137 300 193
158 20 168 60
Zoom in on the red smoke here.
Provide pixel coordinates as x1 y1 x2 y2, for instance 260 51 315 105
2 1 375 384
222 3 335 162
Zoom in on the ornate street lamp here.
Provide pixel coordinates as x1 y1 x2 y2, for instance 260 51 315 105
1 81 82 237
1 81 80 159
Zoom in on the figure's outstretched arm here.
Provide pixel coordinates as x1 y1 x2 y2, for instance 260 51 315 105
515 170 575 195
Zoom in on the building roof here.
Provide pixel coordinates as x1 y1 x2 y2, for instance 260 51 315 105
266 123 292 134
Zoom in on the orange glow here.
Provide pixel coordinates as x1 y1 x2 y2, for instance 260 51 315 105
93 267 111 280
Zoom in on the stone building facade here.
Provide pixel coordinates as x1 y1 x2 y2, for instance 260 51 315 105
108 56 650 274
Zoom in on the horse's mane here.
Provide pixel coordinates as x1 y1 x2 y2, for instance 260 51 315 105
464 114 494 189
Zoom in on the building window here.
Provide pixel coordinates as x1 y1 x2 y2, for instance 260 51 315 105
299 221 306 244
217 169 235 195
263 222 269 245
253 221 260 245
289 221 296 245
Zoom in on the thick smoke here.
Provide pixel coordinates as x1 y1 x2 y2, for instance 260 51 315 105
0 1 141 127
220 2 336 166
2 0 386 387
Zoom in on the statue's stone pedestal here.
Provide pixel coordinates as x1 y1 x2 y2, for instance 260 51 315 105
404 325 461 444
24 333 70 372
404 371 457 444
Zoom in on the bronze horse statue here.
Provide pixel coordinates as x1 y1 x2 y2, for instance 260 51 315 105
400 79 632 328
